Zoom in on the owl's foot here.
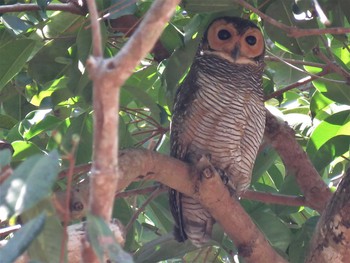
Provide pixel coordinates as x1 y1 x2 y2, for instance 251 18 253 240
187 152 216 180
216 169 236 197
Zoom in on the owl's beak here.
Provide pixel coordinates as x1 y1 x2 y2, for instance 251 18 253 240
231 45 240 60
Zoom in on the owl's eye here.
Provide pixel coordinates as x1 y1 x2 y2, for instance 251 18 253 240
217 29 231 40
245 35 257 46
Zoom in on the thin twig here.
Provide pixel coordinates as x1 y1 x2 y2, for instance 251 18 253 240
60 138 79 263
58 163 91 179
86 0 102 57
265 56 326 68
243 191 306 207
313 47 350 84
115 184 307 207
232 0 350 37
0 3 85 15
125 187 164 232
115 185 165 198
265 68 329 100
266 50 346 83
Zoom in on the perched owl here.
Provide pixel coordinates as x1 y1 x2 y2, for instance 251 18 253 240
169 17 266 246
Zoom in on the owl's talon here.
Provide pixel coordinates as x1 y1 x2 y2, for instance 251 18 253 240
202 167 213 178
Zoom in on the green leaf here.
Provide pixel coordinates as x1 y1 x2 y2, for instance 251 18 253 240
182 0 240 13
133 234 198 263
0 39 36 91
21 198 65 263
251 211 292 251
109 0 137 19
1 14 32 35
0 213 46 263
77 23 108 64
340 0 350 22
0 151 59 220
63 112 93 165
307 109 350 153
0 149 12 167
289 217 318 263
112 199 135 249
28 39 72 84
308 135 350 172
310 90 334 120
312 73 350 105
0 113 17 130
11 140 43 161
146 195 173 233
44 12 82 38
86 214 133 263
266 57 308 88
265 0 318 54
160 21 185 52
252 146 279 183
23 115 62 140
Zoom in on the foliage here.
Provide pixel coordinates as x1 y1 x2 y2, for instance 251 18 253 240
0 0 349 262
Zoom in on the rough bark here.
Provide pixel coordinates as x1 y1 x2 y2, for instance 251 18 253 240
264 110 332 212
118 149 287 263
306 168 350 263
84 0 181 261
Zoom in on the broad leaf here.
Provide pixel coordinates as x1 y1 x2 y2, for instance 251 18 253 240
0 213 46 263
86 214 133 263
0 39 36 91
0 151 59 220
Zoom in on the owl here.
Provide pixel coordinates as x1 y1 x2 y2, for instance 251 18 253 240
169 17 266 246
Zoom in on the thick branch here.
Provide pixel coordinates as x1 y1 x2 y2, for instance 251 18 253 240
117 149 286 263
100 0 181 88
84 0 180 261
264 110 332 212
306 169 350 263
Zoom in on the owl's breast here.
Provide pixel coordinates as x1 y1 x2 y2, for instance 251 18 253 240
182 71 265 173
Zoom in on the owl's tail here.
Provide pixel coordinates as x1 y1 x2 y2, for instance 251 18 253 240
169 189 215 247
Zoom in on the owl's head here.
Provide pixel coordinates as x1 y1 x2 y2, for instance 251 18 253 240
200 17 265 65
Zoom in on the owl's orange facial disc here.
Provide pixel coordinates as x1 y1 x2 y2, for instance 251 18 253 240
238 28 264 60
206 19 264 65
207 20 239 62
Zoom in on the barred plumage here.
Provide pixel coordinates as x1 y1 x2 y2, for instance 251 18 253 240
169 17 266 246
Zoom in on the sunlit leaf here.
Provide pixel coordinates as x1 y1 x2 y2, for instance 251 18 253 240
307 109 350 153
0 151 59 220
312 74 350 105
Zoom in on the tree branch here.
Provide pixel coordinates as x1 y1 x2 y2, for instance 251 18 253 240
0 3 85 15
264 110 332 212
232 0 350 37
265 68 330 100
125 187 164 232
117 149 287 263
313 47 350 84
83 0 180 261
243 190 306 207
306 168 350 263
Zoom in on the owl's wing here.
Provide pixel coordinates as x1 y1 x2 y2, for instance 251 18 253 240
169 67 200 242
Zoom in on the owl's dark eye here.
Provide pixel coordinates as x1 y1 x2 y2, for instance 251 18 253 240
245 35 257 46
217 29 231 40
